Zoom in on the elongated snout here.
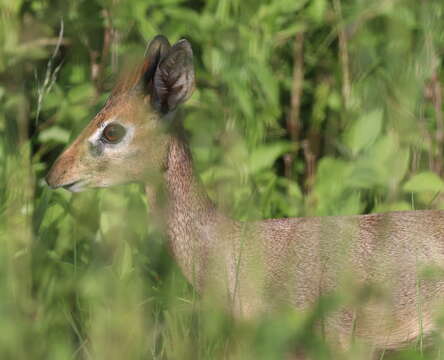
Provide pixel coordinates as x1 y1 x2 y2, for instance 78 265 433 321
45 146 85 192
45 155 70 189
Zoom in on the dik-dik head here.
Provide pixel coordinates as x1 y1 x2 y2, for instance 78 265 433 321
46 35 194 192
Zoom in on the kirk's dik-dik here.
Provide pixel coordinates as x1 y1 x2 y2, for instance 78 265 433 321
46 35 444 353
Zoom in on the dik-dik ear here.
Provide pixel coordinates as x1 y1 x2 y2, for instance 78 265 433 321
136 35 171 94
110 35 170 97
151 39 195 114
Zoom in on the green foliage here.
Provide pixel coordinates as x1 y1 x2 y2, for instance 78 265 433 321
344 108 383 156
403 172 444 193
1 0 444 358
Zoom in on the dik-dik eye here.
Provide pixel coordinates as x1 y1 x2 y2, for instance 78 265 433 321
101 123 126 144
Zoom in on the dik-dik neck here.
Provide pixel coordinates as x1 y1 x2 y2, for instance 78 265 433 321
145 135 226 288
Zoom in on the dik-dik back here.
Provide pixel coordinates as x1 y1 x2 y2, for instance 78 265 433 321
258 211 444 349
46 35 444 354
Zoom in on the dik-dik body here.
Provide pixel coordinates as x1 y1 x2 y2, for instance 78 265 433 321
46 35 444 353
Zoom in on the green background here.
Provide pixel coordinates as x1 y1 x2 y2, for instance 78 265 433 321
1 0 444 358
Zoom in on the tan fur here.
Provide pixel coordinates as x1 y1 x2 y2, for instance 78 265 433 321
46 40 444 355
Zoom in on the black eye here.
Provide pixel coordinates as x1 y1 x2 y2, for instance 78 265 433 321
102 123 126 144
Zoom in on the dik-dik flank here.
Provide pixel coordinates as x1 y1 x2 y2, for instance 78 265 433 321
46 35 444 354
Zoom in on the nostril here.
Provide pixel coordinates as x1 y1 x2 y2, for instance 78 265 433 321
45 167 61 189
44 173 56 189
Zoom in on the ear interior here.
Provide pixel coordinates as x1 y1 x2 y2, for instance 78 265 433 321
140 35 171 93
151 39 195 114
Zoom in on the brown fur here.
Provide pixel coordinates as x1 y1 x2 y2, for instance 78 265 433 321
46 38 444 356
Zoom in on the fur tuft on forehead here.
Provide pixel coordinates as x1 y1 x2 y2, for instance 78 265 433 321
110 35 172 99
110 58 150 98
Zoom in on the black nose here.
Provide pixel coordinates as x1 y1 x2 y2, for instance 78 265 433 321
45 173 56 189
45 168 60 189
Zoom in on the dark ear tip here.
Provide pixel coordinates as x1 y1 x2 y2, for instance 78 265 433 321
145 35 171 56
147 35 171 50
151 34 170 44
174 39 193 55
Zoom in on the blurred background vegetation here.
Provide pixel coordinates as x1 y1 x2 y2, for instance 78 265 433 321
1 0 444 358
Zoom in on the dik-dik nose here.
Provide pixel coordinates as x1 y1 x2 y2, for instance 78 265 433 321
45 149 76 189
45 159 66 189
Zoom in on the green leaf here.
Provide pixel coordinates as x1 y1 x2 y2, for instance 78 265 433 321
347 166 379 189
307 0 327 23
248 142 293 173
119 241 134 279
371 134 409 185
314 157 350 196
357 134 410 188
344 109 383 155
38 126 70 144
67 84 95 104
69 65 86 84
373 201 413 213
403 172 444 193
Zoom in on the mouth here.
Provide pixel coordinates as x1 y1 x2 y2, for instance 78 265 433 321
60 179 88 193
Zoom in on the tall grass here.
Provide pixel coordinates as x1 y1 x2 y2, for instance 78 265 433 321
1 0 444 358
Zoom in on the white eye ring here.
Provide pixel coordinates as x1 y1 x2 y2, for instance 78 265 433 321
88 118 135 154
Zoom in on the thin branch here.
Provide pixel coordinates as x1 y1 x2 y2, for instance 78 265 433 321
422 0 444 175
19 37 70 52
35 19 64 125
333 0 351 110
284 32 304 179
417 104 434 172
85 8 115 97
301 139 316 193
431 67 444 175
